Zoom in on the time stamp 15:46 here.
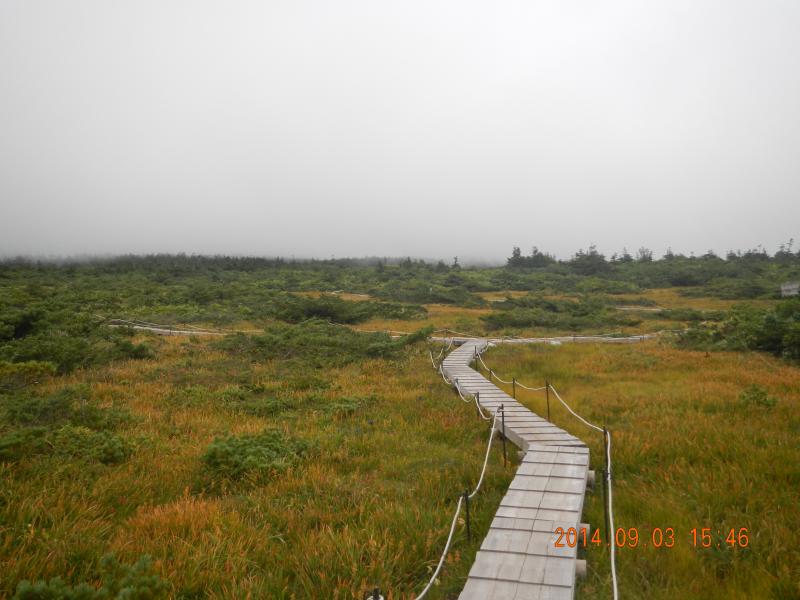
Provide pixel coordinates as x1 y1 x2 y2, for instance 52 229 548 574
554 526 750 549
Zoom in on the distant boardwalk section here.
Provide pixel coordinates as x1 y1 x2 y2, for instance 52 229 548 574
781 281 799 297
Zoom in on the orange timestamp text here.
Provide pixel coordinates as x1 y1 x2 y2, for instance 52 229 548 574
554 526 749 549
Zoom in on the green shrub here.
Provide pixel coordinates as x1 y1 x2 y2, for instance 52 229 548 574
0 361 56 391
202 429 309 482
213 321 432 368
0 387 134 464
0 427 50 461
274 295 426 324
216 386 296 418
0 313 154 375
13 554 167 599
652 308 725 322
738 385 778 410
53 426 132 464
677 300 800 359
3 386 132 431
321 395 372 419
481 294 639 331
372 282 486 307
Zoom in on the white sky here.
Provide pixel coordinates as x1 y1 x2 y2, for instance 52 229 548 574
1 0 799 261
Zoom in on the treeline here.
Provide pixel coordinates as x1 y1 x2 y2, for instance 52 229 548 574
505 244 800 298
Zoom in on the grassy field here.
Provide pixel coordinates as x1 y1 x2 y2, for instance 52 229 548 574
0 332 517 599
1 254 799 599
479 340 800 599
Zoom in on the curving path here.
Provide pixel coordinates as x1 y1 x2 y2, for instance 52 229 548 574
440 339 591 600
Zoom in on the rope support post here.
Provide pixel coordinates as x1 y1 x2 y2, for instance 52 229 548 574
546 380 551 421
475 391 480 418
501 404 507 467
464 489 471 542
512 377 516 399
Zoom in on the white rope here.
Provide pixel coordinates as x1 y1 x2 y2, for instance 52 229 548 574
414 496 464 600
492 372 514 385
606 431 619 600
469 412 499 497
516 382 546 392
474 394 492 420
454 380 473 403
439 365 453 386
547 384 603 433
415 407 500 598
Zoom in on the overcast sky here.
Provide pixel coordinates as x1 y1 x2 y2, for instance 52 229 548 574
1 0 799 262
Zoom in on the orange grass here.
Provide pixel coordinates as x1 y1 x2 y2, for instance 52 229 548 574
480 340 800 599
0 334 514 599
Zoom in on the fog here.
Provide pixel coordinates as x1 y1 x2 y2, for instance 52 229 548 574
1 0 799 262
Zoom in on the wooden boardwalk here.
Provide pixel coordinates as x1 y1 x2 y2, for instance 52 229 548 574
440 339 591 600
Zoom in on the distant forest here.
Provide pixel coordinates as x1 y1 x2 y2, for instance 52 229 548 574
3 242 799 300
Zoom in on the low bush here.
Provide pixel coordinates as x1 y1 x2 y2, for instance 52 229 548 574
3 386 132 431
217 386 296 418
481 294 640 331
738 385 778 410
650 308 725 322
52 425 132 464
372 282 486 307
202 429 309 483
13 554 168 599
213 320 432 367
0 387 134 463
275 295 426 324
676 300 800 359
0 361 56 391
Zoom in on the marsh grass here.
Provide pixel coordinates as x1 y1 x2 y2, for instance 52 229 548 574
0 334 514 599
2 281 796 599
481 341 800 599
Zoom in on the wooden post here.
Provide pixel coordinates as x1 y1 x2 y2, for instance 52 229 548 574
501 404 507 467
545 380 550 421
512 378 516 399
464 489 471 542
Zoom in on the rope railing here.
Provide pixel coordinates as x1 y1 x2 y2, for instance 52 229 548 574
474 345 619 600
413 410 501 599
516 382 547 391
429 338 455 370
414 496 464 600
